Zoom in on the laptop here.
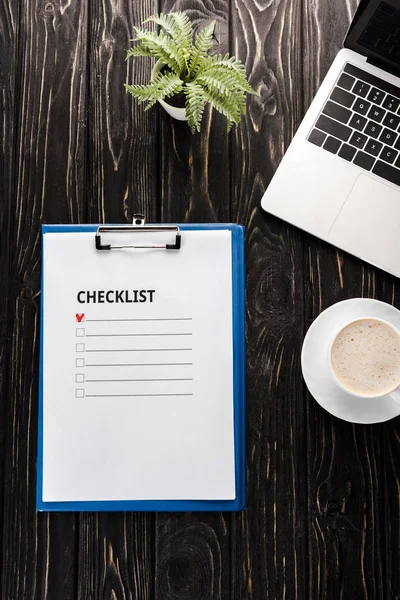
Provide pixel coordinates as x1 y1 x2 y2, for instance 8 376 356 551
261 0 400 277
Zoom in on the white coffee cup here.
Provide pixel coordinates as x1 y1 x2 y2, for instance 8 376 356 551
328 316 400 399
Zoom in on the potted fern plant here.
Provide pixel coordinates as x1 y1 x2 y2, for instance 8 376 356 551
125 12 256 133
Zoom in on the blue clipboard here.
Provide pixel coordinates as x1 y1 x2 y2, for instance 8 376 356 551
37 223 246 512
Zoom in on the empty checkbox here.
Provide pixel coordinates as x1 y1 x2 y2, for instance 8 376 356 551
76 374 85 383
76 343 85 352
75 389 85 398
76 358 85 367
76 328 85 337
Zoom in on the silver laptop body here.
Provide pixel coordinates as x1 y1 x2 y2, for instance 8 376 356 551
261 0 400 277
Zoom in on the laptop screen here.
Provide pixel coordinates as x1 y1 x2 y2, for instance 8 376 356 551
345 0 400 76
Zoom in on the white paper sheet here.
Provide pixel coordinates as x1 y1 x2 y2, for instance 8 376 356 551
42 229 236 501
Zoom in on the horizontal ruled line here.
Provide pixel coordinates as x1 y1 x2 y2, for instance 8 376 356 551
86 378 193 382
85 333 192 337
85 318 192 322
85 363 193 367
85 348 192 352
85 394 194 397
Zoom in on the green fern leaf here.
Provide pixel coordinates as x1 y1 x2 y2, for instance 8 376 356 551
171 12 193 51
144 13 181 39
132 28 183 74
235 89 247 115
198 63 256 95
125 72 183 110
144 12 192 50
143 12 192 72
126 44 153 58
196 70 240 98
217 54 245 69
202 54 247 76
124 83 154 105
201 87 241 129
187 21 215 79
184 82 206 133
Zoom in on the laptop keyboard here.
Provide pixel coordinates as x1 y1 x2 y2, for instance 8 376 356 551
308 63 400 187
359 1 400 62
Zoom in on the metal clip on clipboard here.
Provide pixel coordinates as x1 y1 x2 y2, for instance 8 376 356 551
95 214 181 251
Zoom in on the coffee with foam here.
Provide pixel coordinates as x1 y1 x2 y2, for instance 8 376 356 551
330 318 400 397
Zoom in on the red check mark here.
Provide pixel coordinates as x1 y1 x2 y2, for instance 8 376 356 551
76 313 85 322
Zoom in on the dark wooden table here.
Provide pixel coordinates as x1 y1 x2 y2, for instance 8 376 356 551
1 0 400 598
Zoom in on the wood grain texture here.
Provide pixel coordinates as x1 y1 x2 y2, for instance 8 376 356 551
384 410 400 599
78 1 158 599
1 0 400 598
1 1 88 597
155 513 231 600
303 2 400 599
155 2 232 599
77 512 154 600
304 248 399 598
230 0 308 598
0 0 18 595
159 0 231 224
87 0 159 225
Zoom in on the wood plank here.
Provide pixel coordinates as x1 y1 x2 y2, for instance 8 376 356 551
304 250 397 600
230 0 309 597
159 0 231 224
0 2 18 584
155 1 232 599
302 1 396 598
155 513 231 600
87 0 159 225
0 1 88 597
77 1 158 598
384 392 400 598
78 513 154 599
306 382 386 599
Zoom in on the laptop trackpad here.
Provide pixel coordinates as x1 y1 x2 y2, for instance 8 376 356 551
329 174 400 276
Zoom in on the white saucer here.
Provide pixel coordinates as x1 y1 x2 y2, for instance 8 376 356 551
301 298 400 424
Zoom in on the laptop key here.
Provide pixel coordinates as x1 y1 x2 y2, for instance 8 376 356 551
352 80 371 97
367 105 386 122
308 129 326 146
367 24 391 42
353 97 371 115
379 145 398 164
380 3 396 14
382 95 400 111
379 127 397 145
338 144 357 161
314 115 352 141
353 151 375 170
376 40 396 56
382 112 400 129
330 87 356 108
374 16 398 35
367 87 386 105
365 139 383 156
394 136 400 150
372 160 400 186
364 121 382 138
322 101 352 124
323 136 341 154
349 114 367 131
344 63 400 100
337 73 356 91
349 131 367 149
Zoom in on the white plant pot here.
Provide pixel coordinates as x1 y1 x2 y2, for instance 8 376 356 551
152 61 188 121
